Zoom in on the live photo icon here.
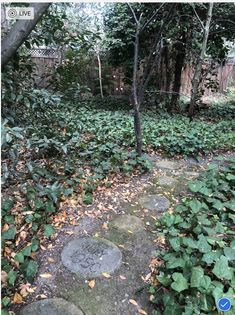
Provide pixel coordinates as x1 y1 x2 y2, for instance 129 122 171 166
6 7 34 20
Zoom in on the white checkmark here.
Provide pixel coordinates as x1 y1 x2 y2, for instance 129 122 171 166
221 302 228 308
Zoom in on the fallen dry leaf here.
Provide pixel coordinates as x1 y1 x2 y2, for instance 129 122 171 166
2 223 9 232
65 230 74 235
118 244 125 248
70 219 76 225
37 294 47 299
119 275 126 280
102 272 111 278
48 257 55 263
27 286 37 293
39 273 52 278
20 285 29 298
143 272 151 282
13 292 23 304
88 279 96 288
4 247 12 255
19 283 35 295
102 222 108 229
129 299 138 306
138 309 147 315
127 230 133 234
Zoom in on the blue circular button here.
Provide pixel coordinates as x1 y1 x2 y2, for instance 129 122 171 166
217 298 231 312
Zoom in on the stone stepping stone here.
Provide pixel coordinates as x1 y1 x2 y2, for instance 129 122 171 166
61 237 122 277
111 215 144 233
19 298 84 315
155 160 181 170
139 195 170 212
158 176 177 186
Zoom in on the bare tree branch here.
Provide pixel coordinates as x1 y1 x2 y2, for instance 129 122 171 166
191 4 205 30
127 3 138 24
141 3 165 32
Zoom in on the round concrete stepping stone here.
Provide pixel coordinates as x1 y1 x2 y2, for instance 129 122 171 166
139 195 170 212
158 176 176 186
155 160 181 170
111 215 144 233
61 237 122 277
19 298 83 315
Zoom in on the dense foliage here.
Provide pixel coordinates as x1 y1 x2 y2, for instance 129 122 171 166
150 157 235 314
1 1 235 312
1 84 234 307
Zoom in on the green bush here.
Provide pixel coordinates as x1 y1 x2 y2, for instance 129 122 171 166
150 157 235 315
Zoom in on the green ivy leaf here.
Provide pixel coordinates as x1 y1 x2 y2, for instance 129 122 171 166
202 251 222 265
24 260 38 281
45 200 55 212
166 258 186 269
14 252 24 263
44 224 55 237
169 237 181 251
3 215 15 224
157 272 171 286
212 199 224 210
212 286 224 305
22 245 32 256
188 181 204 193
1 296 11 307
191 266 204 288
1 199 15 212
171 273 188 292
8 270 17 286
2 227 16 240
64 188 73 196
224 247 235 261
212 256 234 280
164 305 182 315
83 193 93 205
188 199 202 213
182 237 198 249
191 266 211 291
197 234 211 253
226 173 235 180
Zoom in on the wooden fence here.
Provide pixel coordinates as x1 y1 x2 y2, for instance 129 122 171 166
31 48 61 88
180 58 235 97
31 48 235 97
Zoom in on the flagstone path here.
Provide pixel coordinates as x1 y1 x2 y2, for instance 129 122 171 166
17 154 231 315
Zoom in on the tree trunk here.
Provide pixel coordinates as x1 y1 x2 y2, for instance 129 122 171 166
169 34 186 113
164 44 171 94
97 52 104 98
1 3 50 68
188 3 213 118
132 26 142 156
128 3 176 156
